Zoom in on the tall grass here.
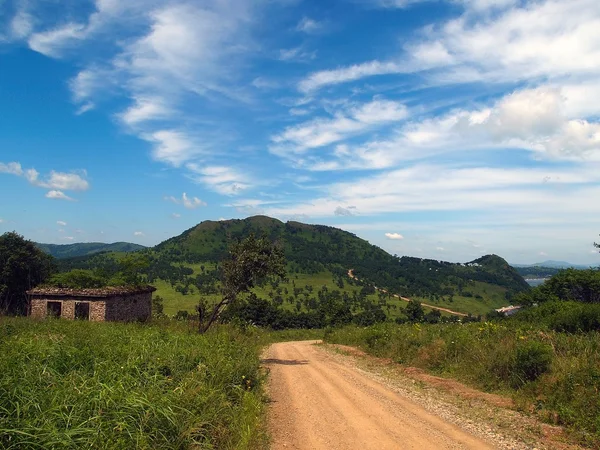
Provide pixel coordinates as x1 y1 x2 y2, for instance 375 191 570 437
0 317 266 449
325 322 600 447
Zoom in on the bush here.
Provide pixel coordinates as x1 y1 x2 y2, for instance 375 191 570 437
48 269 108 289
513 341 553 386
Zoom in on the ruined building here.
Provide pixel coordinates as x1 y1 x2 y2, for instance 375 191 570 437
27 285 156 322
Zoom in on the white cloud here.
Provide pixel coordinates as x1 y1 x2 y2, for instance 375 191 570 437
436 247 445 251
120 96 172 126
57 221 67 226
187 164 252 195
10 10 33 39
279 46 317 62
144 130 205 166
182 192 206 209
134 231 144 236
251 77 279 90
0 219 4 224
171 213 181 219
46 190 75 201
299 61 404 93
539 251 548 256
385 232 404 240
300 0 600 94
61 236 75 241
271 99 408 153
0 162 24 175
164 192 206 209
296 17 322 34
28 23 86 57
334 206 356 216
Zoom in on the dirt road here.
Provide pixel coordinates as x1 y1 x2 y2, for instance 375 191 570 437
347 269 468 317
264 341 494 450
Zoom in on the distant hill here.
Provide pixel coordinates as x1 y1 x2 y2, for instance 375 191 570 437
53 216 530 317
36 242 146 259
154 216 530 298
513 260 590 269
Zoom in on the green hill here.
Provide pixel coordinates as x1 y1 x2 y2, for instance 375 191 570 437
36 242 146 259
55 216 530 317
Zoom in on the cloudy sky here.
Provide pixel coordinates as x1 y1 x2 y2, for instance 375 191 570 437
1 0 599 265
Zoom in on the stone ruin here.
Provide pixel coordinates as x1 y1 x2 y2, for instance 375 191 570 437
27 285 156 322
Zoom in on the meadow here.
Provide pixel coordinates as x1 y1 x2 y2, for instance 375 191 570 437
0 317 267 450
324 321 600 447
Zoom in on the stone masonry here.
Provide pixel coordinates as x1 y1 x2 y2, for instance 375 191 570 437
27 286 156 322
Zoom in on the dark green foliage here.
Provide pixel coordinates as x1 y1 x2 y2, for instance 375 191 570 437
513 341 553 386
515 268 600 306
0 232 55 315
152 216 528 299
405 300 425 322
48 269 107 288
514 301 600 333
200 234 286 332
36 242 146 259
152 295 165 316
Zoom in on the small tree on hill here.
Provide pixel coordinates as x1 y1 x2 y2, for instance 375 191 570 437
405 299 425 323
0 232 55 315
199 234 286 333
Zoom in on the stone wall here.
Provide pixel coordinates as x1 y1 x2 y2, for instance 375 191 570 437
28 295 151 322
105 292 152 322
30 299 47 319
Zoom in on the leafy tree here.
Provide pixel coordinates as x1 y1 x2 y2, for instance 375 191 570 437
152 295 165 317
48 269 107 288
0 232 55 315
405 299 425 323
199 234 286 333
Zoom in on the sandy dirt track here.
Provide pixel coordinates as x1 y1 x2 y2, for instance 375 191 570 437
264 340 494 450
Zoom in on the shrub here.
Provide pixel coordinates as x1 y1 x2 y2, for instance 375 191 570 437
513 340 553 386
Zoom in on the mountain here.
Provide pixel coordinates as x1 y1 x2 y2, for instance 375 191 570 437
154 216 530 298
533 260 590 269
36 242 146 259
513 260 590 269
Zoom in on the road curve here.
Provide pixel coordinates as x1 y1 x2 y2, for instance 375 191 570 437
264 341 494 450
347 269 468 317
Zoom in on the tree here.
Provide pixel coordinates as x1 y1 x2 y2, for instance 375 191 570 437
0 232 55 315
199 234 286 333
405 299 425 323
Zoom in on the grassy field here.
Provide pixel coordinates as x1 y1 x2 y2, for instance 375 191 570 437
414 281 509 316
154 267 475 319
324 322 600 447
0 317 267 449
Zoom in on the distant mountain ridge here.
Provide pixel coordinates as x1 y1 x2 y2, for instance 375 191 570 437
36 242 146 259
513 260 590 269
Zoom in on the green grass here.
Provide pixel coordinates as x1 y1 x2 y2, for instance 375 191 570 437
414 281 510 316
153 267 474 319
324 322 600 447
0 317 267 449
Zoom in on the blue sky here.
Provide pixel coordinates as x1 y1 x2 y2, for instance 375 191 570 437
1 0 600 265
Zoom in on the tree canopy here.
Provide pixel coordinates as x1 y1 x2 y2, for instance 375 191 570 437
0 232 55 315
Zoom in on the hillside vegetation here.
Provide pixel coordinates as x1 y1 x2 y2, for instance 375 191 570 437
54 216 529 318
36 242 146 259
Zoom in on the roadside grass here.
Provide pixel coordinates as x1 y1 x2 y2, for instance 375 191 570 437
0 317 267 450
324 322 600 447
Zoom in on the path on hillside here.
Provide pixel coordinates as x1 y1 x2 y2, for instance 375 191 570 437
347 269 468 317
265 341 494 450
